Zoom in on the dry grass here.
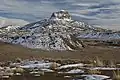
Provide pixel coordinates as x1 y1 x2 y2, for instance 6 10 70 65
94 56 104 67
0 42 120 62
113 70 120 80
88 69 101 74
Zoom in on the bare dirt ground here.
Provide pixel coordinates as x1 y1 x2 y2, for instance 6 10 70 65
0 42 120 62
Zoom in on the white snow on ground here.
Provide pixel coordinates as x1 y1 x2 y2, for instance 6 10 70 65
40 69 54 72
63 69 84 74
66 69 84 74
81 74 111 80
57 63 84 69
88 67 120 70
20 60 61 69
0 60 114 80
20 62 53 69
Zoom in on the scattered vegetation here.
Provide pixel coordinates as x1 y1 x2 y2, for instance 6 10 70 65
88 69 101 74
113 70 120 80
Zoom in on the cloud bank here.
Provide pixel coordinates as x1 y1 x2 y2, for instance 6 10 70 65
0 0 120 30
0 17 29 27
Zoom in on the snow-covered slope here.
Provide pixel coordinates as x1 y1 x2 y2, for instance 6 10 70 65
0 10 92 51
78 32 120 40
0 25 21 32
0 10 119 51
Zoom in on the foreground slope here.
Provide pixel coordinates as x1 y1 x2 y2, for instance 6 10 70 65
0 41 120 61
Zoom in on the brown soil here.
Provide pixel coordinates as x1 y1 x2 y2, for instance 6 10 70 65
0 42 120 62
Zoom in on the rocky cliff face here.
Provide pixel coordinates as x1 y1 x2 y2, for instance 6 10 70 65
50 10 71 20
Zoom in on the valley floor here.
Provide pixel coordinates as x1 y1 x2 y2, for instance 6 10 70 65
0 42 120 62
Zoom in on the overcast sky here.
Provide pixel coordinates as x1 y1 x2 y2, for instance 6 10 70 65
0 0 120 30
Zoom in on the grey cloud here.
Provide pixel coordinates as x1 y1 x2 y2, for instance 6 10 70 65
0 0 120 30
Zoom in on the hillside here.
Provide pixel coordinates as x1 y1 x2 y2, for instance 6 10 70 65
0 41 120 62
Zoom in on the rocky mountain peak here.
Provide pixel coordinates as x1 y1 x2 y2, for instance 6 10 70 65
0 10 108 51
50 10 71 20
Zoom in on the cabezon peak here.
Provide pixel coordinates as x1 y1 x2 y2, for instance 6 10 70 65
0 10 95 51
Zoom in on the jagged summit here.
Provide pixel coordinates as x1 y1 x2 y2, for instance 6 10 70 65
50 10 71 21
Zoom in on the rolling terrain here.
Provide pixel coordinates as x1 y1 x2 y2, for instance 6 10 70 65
0 41 120 62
